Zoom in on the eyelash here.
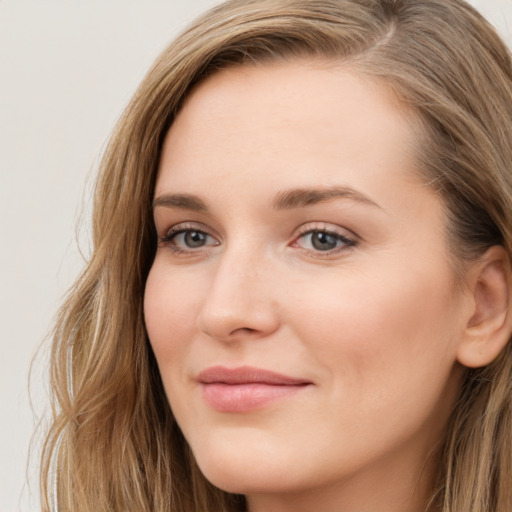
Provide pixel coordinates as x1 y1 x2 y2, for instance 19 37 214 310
158 222 219 255
291 224 356 256
158 222 357 257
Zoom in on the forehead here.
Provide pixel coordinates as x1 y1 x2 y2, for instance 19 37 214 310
156 61 422 207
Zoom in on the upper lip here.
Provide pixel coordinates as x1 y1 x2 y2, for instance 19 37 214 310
197 365 311 386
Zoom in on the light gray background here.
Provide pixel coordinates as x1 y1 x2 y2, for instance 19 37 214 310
1 1 510 510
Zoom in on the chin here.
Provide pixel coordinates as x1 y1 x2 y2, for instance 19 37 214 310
191 440 301 495
201 467 296 496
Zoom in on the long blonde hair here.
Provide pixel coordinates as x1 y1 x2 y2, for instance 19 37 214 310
41 1 512 510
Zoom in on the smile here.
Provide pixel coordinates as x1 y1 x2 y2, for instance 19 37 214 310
197 366 312 412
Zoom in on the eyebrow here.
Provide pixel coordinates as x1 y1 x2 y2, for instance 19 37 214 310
152 193 208 212
152 186 381 212
271 186 381 210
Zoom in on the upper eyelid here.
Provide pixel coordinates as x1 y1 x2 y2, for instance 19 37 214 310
293 222 356 239
160 221 218 238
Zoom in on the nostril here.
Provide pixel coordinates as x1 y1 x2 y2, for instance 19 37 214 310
230 326 258 335
197 308 279 342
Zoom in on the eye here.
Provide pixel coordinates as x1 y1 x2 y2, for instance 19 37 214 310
292 227 356 254
173 230 214 248
159 223 219 253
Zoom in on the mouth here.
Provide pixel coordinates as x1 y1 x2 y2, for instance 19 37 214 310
197 365 312 413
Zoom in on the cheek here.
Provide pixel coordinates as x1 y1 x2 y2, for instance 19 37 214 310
290 263 462 409
144 261 202 366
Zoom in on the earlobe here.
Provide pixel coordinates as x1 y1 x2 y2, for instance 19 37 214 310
457 246 512 368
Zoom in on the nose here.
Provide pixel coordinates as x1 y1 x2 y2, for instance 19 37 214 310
196 248 280 342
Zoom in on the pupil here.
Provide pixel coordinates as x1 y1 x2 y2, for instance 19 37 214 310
312 232 337 251
185 231 206 248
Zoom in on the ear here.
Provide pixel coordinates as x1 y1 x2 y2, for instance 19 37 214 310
457 246 512 368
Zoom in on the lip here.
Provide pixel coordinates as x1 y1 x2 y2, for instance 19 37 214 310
197 366 312 412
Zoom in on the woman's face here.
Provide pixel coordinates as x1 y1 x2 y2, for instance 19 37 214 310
145 62 470 510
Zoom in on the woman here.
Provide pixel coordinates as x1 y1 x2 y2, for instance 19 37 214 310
41 0 512 511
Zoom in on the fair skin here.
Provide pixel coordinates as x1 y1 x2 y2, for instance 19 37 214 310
144 61 509 512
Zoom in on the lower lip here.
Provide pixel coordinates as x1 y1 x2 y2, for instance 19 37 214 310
201 383 308 412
